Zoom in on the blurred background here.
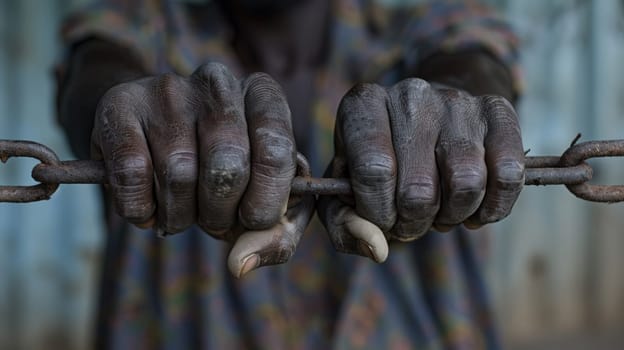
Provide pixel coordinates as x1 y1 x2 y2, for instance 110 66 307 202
1 0 624 349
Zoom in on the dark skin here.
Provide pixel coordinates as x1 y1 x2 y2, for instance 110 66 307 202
58 0 523 277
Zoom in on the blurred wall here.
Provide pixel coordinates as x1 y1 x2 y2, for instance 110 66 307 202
0 1 103 349
1 0 624 349
486 0 624 347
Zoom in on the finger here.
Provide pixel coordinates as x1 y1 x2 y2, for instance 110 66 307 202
466 96 524 225
338 83 397 231
147 74 198 234
434 90 488 226
238 73 296 230
317 161 388 263
228 195 315 278
387 79 441 241
318 195 389 263
193 63 250 238
92 83 155 226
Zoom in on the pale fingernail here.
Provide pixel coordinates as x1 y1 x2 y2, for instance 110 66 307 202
357 240 377 261
239 253 260 278
343 209 389 263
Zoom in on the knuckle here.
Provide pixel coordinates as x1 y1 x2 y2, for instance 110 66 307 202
192 62 239 96
110 154 153 221
481 95 518 120
243 73 289 120
352 153 396 186
97 87 125 112
493 159 525 190
394 77 430 93
448 169 486 196
156 72 185 92
339 83 386 112
163 152 197 189
244 72 284 100
245 71 278 87
193 62 234 81
337 84 389 132
253 130 295 170
201 147 249 196
154 73 188 109
436 85 471 101
398 183 439 218
96 83 146 121
111 153 152 186
348 82 386 98
482 94 514 108
100 82 143 104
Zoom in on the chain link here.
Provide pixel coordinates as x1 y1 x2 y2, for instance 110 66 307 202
1 138 622 203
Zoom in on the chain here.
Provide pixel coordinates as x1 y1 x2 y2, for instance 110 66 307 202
1 138 623 203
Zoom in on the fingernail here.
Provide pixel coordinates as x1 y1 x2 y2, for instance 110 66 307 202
239 253 260 278
463 221 482 230
433 224 453 233
358 240 377 261
135 216 156 229
343 209 389 263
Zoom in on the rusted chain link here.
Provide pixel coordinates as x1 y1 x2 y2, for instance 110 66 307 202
0 138 622 203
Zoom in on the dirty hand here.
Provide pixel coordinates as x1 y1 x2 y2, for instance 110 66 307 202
318 78 525 262
92 63 313 278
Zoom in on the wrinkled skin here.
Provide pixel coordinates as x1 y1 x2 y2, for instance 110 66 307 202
60 0 525 278
92 68 524 273
92 63 315 278
317 80 524 262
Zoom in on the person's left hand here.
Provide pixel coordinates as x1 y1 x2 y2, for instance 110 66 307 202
317 78 525 262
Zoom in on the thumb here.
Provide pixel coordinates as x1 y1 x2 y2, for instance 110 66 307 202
317 194 389 263
227 195 315 278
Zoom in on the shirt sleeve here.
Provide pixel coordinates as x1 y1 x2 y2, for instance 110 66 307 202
59 0 169 73
398 0 522 92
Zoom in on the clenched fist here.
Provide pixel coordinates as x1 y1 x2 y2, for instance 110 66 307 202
92 63 314 278
318 78 525 262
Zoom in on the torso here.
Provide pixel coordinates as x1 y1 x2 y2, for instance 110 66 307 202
218 0 331 154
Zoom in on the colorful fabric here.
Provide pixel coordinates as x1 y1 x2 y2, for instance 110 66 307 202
61 0 521 348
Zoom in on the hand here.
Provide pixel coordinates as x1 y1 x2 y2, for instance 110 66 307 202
318 78 525 262
92 63 314 277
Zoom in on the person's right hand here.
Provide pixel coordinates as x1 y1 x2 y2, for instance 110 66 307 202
92 63 314 278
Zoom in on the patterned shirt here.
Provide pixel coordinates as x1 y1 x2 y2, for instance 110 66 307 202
60 0 520 348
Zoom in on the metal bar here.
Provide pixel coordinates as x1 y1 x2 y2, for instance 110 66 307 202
31 158 593 196
560 140 624 202
33 160 105 184
0 140 60 202
0 183 58 203
2 138 624 203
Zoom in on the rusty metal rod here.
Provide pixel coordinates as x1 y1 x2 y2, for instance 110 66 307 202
2 138 624 203
560 139 624 203
30 158 594 196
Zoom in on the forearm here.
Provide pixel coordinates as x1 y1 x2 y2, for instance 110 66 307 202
57 38 147 159
415 49 516 103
